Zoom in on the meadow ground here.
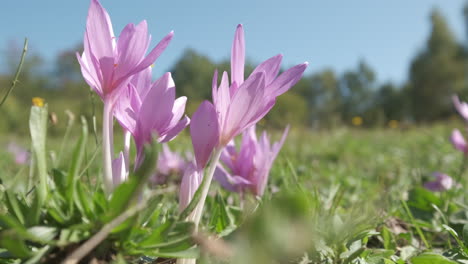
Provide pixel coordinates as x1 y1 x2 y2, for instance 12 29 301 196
1 121 467 263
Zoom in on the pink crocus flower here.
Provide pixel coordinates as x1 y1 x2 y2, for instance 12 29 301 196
184 25 307 235
209 24 308 146
77 0 173 103
424 172 454 192
152 144 189 185
451 129 468 154
453 95 468 121
114 68 190 167
77 0 173 192
191 24 307 161
7 142 29 165
214 126 289 196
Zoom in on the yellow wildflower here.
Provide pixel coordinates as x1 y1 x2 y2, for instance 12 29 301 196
32 97 44 107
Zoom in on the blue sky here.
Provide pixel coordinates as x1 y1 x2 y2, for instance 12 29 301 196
0 0 466 84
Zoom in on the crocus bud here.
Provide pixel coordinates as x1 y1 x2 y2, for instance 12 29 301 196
451 129 468 153
453 95 468 121
424 172 454 192
179 163 202 213
112 152 127 186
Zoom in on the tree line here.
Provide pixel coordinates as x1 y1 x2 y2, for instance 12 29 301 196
0 8 467 134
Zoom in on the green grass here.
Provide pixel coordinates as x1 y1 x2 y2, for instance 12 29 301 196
1 120 468 263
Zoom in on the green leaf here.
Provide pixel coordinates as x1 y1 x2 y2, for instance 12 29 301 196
66 117 88 206
105 177 139 221
0 214 25 230
29 104 49 207
51 169 67 193
106 142 158 221
27 226 57 243
411 253 458 264
74 181 95 220
58 228 90 246
463 223 468 247
0 230 31 258
23 245 50 264
143 247 199 259
139 222 194 250
138 220 173 247
442 224 466 249
209 194 235 235
381 226 395 250
4 191 26 225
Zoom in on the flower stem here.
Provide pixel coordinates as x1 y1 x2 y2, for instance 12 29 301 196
193 147 223 231
177 149 223 264
102 102 114 194
123 130 131 179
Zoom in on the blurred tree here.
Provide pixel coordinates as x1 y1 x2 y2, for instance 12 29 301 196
408 9 466 121
296 69 342 128
54 44 84 84
338 61 377 122
264 92 308 128
375 82 410 122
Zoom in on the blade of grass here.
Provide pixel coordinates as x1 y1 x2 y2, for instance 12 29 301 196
0 38 28 107
401 199 430 249
57 110 76 167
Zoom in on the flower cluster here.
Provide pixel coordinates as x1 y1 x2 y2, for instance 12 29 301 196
77 0 307 251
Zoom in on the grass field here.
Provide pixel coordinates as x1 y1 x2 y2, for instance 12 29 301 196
1 118 467 263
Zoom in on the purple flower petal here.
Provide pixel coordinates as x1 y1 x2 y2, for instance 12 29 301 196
453 95 468 121
179 163 202 212
112 152 127 186
86 0 115 59
115 21 150 81
159 116 190 143
268 62 308 97
450 129 468 153
190 101 220 169
214 165 252 192
7 142 29 165
222 71 266 144
130 31 174 77
138 72 175 139
251 54 283 85
424 172 454 192
231 24 245 86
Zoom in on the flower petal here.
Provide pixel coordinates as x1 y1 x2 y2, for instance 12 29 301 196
179 163 202 212
159 116 190 143
450 129 467 153
76 52 103 98
115 21 150 75
165 96 188 130
114 84 140 134
214 165 251 193
268 62 308 97
231 24 245 86
138 72 175 138
131 31 174 76
190 101 220 169
86 0 115 59
112 152 127 186
453 95 468 121
215 71 231 127
222 72 266 144
132 67 153 99
251 54 283 85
